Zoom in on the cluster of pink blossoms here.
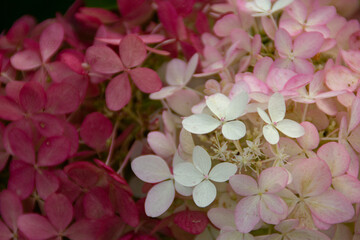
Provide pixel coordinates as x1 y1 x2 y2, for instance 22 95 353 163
1 0 360 239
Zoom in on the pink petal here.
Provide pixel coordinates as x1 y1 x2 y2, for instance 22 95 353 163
8 162 35 199
259 194 287 224
45 193 73 232
307 6 336 26
0 220 12 240
275 28 292 58
341 50 360 74
0 190 23 231
64 162 100 188
6 15 36 44
306 189 354 224
8 128 35 164
349 97 360 132
259 167 288 193
39 22 64 62
229 174 258 197
105 73 131 111
174 210 209 235
296 122 319 150
19 81 46 114
266 68 297 93
37 136 70 167
332 174 360 203
17 214 57 239
279 18 303 36
145 180 175 217
293 58 314 74
286 0 306 23
83 187 114 219
234 195 260 233
214 14 241 37
62 121 79 156
119 34 146 68
0 96 24 121
261 16 277 39
85 45 123 74
325 66 358 91
35 170 60 200
80 112 113 151
112 187 139 227
64 219 97 240
317 142 350 177
147 131 176 159
288 158 332 197
45 82 81 114
293 32 324 58
129 67 162 93
31 113 64 137
167 89 200 116
10 50 42 71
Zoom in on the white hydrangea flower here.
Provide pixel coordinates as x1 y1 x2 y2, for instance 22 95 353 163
174 146 238 207
245 0 294 17
182 92 248 140
257 92 304 144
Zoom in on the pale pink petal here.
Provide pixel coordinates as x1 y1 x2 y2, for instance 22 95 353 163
332 174 360 203
166 59 187 86
193 146 212 175
259 194 287 224
348 125 360 153
286 0 306 23
184 53 199 84
174 182 192 196
105 73 131 111
254 56 273 81
85 45 123 74
147 131 176 159
174 210 208 235
274 219 298 233
145 180 175 217
325 66 358 91
222 120 246 140
209 162 237 182
193 179 216 207
174 162 204 187
263 124 280 145
272 0 294 12
289 158 332 197
276 119 305 138
17 214 57 239
45 193 73 232
149 86 179 99
293 32 324 58
293 58 314 74
119 34 146 68
206 93 230 120
266 68 297 93
37 136 70 167
261 16 277 39
229 174 259 196
213 14 241 37
275 29 292 57
307 6 336 26
19 81 46 114
182 114 221 134
80 112 113 151
35 170 59 199
305 189 354 224
167 89 200 116
279 18 303 36
225 91 248 121
269 92 286 123
317 142 350 177
0 190 22 231
296 122 319 150
10 50 42 71
287 229 331 240
207 208 235 229
39 22 64 62
129 67 162 93
349 97 360 132
234 195 261 233
259 167 288 193
131 155 172 183
341 50 360 74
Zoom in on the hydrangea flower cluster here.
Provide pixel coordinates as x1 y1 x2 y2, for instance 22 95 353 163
1 0 360 239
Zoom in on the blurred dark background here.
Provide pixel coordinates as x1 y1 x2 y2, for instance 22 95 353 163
0 0 75 31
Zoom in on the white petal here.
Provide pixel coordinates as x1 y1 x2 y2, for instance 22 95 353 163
263 124 280 144
174 162 204 187
184 53 199 84
166 59 187 86
209 162 238 182
145 180 175 217
255 0 271 11
276 119 305 138
193 180 217 207
269 92 286 123
206 93 230 120
193 146 212 175
174 181 193 196
131 155 172 183
225 91 248 121
149 86 179 99
272 0 294 12
222 121 246 140
257 107 271 124
182 114 221 134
